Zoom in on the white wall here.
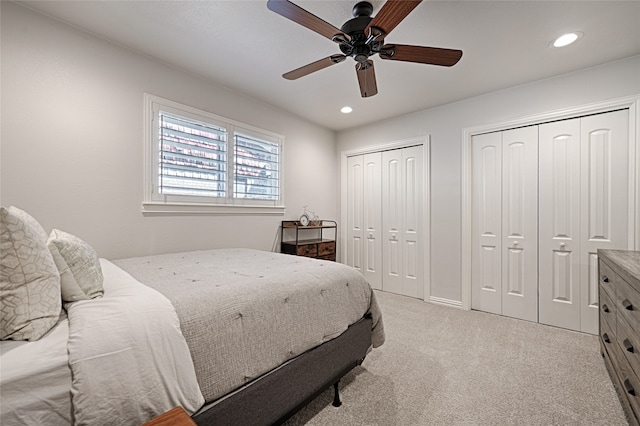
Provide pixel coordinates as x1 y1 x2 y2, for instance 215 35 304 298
0 2 337 260
337 55 640 303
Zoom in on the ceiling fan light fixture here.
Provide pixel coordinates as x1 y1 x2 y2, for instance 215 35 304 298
341 106 353 114
552 32 582 48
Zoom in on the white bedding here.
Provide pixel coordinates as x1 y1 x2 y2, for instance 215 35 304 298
0 314 72 426
0 259 205 426
66 259 204 425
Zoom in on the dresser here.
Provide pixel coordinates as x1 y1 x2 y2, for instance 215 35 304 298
599 249 640 426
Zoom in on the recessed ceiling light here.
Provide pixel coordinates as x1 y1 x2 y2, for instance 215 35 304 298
341 106 353 114
552 32 582 48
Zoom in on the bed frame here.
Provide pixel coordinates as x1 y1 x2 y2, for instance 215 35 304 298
192 315 373 426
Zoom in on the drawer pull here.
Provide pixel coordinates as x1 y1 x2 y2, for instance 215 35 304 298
623 339 634 353
622 299 634 311
624 379 636 396
602 275 610 283
602 304 610 313
602 333 611 343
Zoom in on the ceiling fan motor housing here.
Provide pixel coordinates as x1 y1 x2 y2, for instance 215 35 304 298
339 2 379 63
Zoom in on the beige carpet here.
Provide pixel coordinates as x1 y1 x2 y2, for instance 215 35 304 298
285 290 628 425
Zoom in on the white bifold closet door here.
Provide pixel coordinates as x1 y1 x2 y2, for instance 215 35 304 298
346 145 423 298
382 145 424 299
472 109 630 333
347 153 382 290
471 127 539 322
538 110 629 334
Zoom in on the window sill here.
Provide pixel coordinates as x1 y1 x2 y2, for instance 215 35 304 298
142 202 286 216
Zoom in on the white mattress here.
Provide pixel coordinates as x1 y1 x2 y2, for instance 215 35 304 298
0 313 72 425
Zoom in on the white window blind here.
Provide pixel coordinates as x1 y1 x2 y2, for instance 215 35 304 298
144 94 285 215
234 133 279 201
159 112 227 197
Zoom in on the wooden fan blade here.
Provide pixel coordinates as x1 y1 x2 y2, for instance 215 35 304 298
380 44 463 66
267 0 348 42
283 55 347 80
365 1 422 39
356 60 378 98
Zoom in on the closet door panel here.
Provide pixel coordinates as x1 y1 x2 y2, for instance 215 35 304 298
471 132 502 315
363 152 382 290
346 156 364 272
382 150 403 294
539 118 581 331
580 109 630 333
501 126 538 322
402 145 423 299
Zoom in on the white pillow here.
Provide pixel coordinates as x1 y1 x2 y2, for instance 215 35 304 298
1 206 61 341
47 229 104 301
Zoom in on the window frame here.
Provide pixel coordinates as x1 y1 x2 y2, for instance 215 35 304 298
142 94 285 215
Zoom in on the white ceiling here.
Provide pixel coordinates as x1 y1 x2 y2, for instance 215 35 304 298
16 0 640 131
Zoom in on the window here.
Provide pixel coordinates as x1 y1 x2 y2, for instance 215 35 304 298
143 94 284 215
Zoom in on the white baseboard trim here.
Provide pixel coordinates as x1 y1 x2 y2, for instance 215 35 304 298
428 296 463 309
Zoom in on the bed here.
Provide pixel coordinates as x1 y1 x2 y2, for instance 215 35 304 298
1 207 384 426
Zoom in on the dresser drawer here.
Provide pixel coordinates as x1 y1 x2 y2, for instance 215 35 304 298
600 310 617 358
617 276 640 330
318 253 336 261
617 355 640 425
296 244 317 257
600 285 617 333
600 260 617 299
618 314 640 377
318 241 335 257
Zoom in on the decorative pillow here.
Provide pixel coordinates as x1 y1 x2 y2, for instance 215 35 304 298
1 206 62 341
47 229 104 300
48 243 89 302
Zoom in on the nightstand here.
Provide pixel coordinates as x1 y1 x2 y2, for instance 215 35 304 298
142 406 196 426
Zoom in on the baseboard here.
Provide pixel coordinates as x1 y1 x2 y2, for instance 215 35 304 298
428 296 463 309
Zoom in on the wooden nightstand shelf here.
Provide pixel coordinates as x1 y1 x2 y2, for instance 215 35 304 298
281 220 337 261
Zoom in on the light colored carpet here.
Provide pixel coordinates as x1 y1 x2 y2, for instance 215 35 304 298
285 290 628 425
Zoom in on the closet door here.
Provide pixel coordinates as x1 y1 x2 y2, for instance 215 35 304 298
382 146 424 298
539 111 630 333
346 155 364 274
402 145 424 299
539 118 582 330
580 110 629 334
501 126 539 322
362 152 382 290
471 132 503 315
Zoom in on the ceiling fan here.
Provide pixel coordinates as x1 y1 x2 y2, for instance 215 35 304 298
266 0 463 98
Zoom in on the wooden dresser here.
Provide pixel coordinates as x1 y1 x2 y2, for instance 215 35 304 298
599 249 640 426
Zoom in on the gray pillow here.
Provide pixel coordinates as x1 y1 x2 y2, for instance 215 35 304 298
1 206 62 341
47 229 104 300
